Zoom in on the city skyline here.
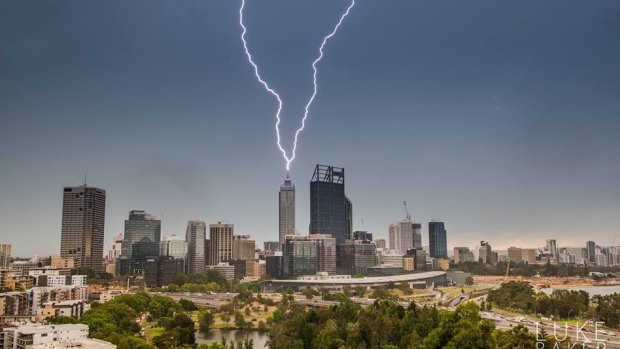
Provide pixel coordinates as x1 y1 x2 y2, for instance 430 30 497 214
1 0 619 256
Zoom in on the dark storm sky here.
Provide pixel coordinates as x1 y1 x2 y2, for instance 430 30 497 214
1 0 619 256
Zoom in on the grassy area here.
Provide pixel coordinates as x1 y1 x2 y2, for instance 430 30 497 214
145 324 164 341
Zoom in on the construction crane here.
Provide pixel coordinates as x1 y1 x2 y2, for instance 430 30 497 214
403 201 412 221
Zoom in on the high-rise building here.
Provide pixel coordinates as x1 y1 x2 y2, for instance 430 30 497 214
522 248 537 264
119 210 161 275
185 220 206 275
353 231 373 242
586 241 596 263
309 165 352 244
279 177 296 249
264 241 280 252
107 233 123 262
453 247 474 264
0 244 11 268
478 241 493 264
232 235 255 261
375 238 386 249
209 222 234 265
144 256 185 287
284 234 336 276
507 247 523 263
412 223 422 248
160 234 188 260
60 186 106 272
546 239 558 259
388 220 416 253
428 220 447 259
337 240 377 274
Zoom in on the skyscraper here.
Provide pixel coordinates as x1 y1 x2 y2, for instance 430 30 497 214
208 222 233 265
428 220 448 259
309 164 352 244
388 220 420 253
546 239 558 259
119 210 161 275
412 223 422 248
0 244 11 268
185 220 206 274
107 233 123 262
160 234 188 260
478 241 493 264
232 235 255 261
284 234 336 276
278 177 295 249
60 186 106 272
586 241 596 263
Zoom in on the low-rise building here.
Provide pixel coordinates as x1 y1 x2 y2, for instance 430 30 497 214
207 263 235 280
42 300 87 320
2 323 115 349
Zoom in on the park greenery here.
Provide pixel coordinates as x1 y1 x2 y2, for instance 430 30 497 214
266 296 571 349
487 280 620 329
45 274 620 348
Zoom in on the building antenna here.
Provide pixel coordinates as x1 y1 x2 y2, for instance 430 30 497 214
83 171 87 187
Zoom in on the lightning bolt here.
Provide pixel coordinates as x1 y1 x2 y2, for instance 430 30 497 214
239 0 356 171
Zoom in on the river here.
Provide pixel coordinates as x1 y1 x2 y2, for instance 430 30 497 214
196 329 269 348
540 284 620 297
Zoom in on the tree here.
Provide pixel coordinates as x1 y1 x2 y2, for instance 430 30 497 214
315 319 340 349
175 273 189 286
234 311 247 329
465 276 474 286
199 311 215 333
495 324 536 349
302 287 315 299
178 299 198 311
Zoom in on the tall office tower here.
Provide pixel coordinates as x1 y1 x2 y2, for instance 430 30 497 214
453 247 474 264
412 223 422 248
209 222 234 265
284 234 336 276
264 241 280 252
478 241 493 264
107 233 123 262
345 197 353 241
375 239 386 249
522 249 537 264
309 165 352 244
60 186 106 272
119 210 161 275
337 240 377 274
160 234 188 260
232 235 255 261
586 241 596 263
353 231 373 241
279 177 296 249
428 220 448 259
388 220 415 253
185 220 206 274
508 247 523 263
0 244 11 268
546 239 558 259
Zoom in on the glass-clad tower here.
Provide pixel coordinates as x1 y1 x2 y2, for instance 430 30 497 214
309 164 352 244
428 220 448 259
120 210 161 275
